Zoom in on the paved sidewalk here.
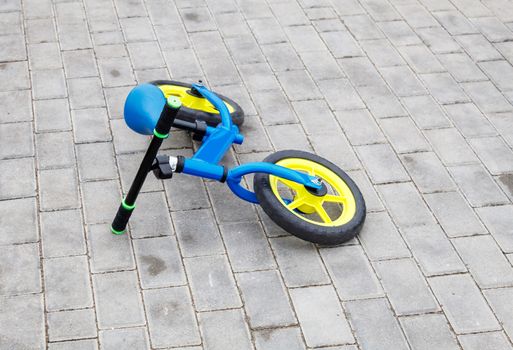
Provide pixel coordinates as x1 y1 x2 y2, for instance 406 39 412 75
1 0 513 348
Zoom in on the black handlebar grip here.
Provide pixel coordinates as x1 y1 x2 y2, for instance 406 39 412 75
111 202 135 235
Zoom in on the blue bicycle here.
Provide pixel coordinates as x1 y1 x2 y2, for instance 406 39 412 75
111 81 365 245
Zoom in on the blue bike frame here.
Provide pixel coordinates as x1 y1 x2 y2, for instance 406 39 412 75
180 83 321 204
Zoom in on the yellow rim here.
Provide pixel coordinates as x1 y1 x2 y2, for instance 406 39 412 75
270 158 357 227
157 84 236 115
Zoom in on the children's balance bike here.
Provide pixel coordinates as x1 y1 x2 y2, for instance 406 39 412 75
111 81 366 245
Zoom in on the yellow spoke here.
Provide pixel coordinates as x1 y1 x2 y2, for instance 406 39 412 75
278 178 303 191
323 194 345 203
287 196 307 210
314 204 332 223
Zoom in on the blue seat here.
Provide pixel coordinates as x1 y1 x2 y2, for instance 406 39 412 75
124 83 166 135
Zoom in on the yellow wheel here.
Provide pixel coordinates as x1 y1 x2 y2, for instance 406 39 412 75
150 80 244 126
254 150 366 245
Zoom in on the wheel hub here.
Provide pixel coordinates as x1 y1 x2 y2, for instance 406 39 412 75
305 181 328 197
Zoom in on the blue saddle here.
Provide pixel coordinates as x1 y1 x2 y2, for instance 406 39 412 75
124 83 165 135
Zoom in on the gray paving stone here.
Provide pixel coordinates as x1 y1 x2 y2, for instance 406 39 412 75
338 57 383 87
462 80 512 113
127 41 165 71
417 26 461 54
321 245 383 300
421 72 470 105
62 50 97 79
285 25 327 52
355 144 410 184
456 34 502 61
453 235 513 288
401 152 456 193
402 224 466 276
76 142 117 181
320 30 363 58
252 89 297 125
479 60 513 91
119 17 155 42
81 179 119 224
345 298 409 350
424 191 486 237
41 209 86 258
497 173 513 202
459 332 513 350
28 43 62 70
342 14 384 40
180 7 216 32
438 52 488 82
310 131 362 171
395 4 438 28
143 287 201 348
128 191 174 238
445 103 496 137
401 95 450 129
34 98 71 133
254 327 306 350
291 285 354 347
0 157 36 200
100 327 149 350
292 99 339 136
68 78 105 110
226 36 266 66
448 164 509 207
378 20 422 46
26 18 57 44
356 83 408 118
271 1 310 26
32 69 67 100
318 78 365 110
0 197 38 245
185 255 241 311
98 57 136 87
0 243 41 296
469 136 513 175
0 61 29 92
239 62 280 92
220 221 276 272
237 270 296 328
347 169 384 212
484 287 513 341
199 309 253 350
398 45 445 74
488 112 513 147
0 90 32 124
0 122 34 160
39 168 79 211
360 39 405 67
0 294 44 350
47 309 97 342
277 70 322 101
424 128 478 165
93 270 145 329
472 16 513 42
476 205 513 253
35 131 74 169
87 223 135 273
374 258 440 315
429 274 500 334
380 65 427 97
172 209 225 257
247 17 288 45
133 236 186 289
399 314 460 350
299 51 345 81
271 236 329 287
207 181 257 223
44 256 93 311
359 211 410 260
434 10 477 35
267 123 312 151
48 339 98 350
380 117 430 153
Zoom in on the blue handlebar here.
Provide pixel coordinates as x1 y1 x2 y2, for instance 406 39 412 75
191 83 232 129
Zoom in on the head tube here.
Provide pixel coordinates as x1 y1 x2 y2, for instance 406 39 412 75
191 83 231 129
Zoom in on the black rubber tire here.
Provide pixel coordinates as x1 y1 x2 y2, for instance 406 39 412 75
254 150 366 246
150 80 244 127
